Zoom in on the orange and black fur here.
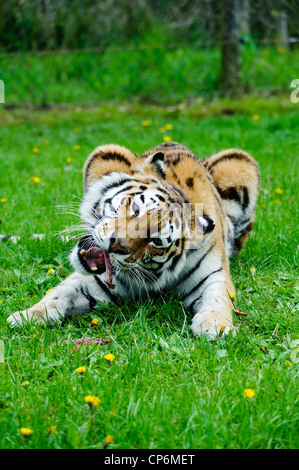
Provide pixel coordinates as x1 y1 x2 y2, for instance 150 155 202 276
8 142 260 338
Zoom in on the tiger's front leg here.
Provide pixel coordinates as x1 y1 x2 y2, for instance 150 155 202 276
7 272 116 327
180 262 235 339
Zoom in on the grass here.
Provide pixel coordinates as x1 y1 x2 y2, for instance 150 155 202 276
0 96 298 449
1 45 298 106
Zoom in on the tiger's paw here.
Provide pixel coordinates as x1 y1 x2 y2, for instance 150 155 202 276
190 310 235 340
7 310 47 327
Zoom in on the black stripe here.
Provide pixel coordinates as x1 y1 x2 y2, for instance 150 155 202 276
101 178 132 197
106 184 135 200
169 252 183 271
242 187 249 210
93 276 119 305
182 267 223 301
170 184 188 202
155 187 176 204
228 215 250 230
101 153 131 166
208 153 252 172
179 243 215 283
217 187 241 204
80 286 97 310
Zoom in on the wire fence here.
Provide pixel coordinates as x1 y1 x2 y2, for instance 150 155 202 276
0 36 299 58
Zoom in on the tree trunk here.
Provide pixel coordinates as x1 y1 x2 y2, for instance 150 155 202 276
240 0 250 37
220 0 242 96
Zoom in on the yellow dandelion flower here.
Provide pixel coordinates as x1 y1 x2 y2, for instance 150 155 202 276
47 425 57 433
21 381 29 386
30 176 41 184
58 265 63 269
84 395 101 408
1 198 8 203
76 366 87 374
141 120 150 127
229 292 236 300
243 388 255 399
47 268 55 275
66 157 72 164
165 123 173 130
250 267 256 275
74 145 80 151
20 427 33 437
285 361 292 366
33 146 39 153
260 204 266 209
275 188 283 195
163 136 172 142
91 318 99 326
104 353 115 362
219 325 226 335
252 114 260 121
278 47 286 54
260 346 266 351
43 139 49 146
104 434 114 445
159 127 165 133
73 128 79 133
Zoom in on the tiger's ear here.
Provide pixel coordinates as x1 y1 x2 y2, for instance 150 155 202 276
186 215 215 250
142 152 166 180
83 144 137 193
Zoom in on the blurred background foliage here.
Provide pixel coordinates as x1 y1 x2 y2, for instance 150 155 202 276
0 0 298 51
0 0 298 106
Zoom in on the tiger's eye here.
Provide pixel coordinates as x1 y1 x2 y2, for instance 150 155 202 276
151 238 163 247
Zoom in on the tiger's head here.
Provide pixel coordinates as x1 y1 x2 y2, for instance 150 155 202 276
70 145 215 290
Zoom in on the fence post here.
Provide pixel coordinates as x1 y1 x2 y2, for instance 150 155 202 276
220 0 242 96
275 11 289 49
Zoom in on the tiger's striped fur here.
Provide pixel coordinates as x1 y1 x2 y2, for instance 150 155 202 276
8 142 260 338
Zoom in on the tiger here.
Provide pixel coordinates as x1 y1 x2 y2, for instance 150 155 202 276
7 141 260 339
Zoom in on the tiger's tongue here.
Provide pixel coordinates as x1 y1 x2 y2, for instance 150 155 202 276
84 247 106 271
83 247 114 288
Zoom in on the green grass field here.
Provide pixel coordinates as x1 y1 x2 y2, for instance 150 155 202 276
1 46 297 106
0 95 298 449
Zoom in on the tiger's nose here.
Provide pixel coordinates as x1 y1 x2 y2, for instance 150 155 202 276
108 233 130 255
